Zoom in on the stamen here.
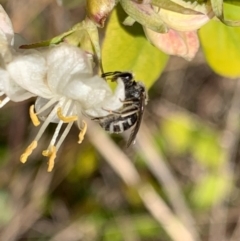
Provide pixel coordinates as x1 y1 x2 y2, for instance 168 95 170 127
56 122 74 150
21 98 81 171
47 100 72 149
20 141 38 163
29 105 40 126
0 97 10 108
42 101 72 154
40 99 75 172
49 119 64 148
35 97 58 115
57 107 78 123
42 146 57 172
34 104 59 142
78 120 87 144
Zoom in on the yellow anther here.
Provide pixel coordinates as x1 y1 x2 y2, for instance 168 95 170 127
57 107 78 123
78 120 87 144
42 146 57 172
29 105 40 126
20 141 38 163
42 149 50 156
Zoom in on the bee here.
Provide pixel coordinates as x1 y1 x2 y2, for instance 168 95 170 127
93 71 148 147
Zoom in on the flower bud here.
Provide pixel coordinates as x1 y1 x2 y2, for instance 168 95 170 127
144 28 199 60
159 8 212 32
86 0 116 28
156 0 213 32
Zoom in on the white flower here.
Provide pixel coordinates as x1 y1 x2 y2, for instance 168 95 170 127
5 44 125 172
0 5 36 107
0 4 14 58
0 5 125 171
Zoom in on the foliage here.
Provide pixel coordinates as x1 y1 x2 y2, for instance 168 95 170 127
102 6 169 88
1 1 240 241
200 3 240 77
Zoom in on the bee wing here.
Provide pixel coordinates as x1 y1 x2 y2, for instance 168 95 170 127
126 92 145 148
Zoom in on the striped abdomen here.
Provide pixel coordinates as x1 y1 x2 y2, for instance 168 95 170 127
99 114 138 133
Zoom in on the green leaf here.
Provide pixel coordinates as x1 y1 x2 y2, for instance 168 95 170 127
20 29 74 49
191 174 230 209
102 6 169 88
133 215 166 239
210 0 240 26
21 19 101 61
0 191 13 224
224 0 240 7
123 16 136 26
120 0 168 33
192 128 223 169
223 2 240 25
200 4 240 78
103 214 167 240
160 114 195 154
76 147 98 178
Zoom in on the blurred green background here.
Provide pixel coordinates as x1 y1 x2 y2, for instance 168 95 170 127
1 0 240 241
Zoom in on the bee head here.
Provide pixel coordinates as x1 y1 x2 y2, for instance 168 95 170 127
101 71 133 84
116 72 133 84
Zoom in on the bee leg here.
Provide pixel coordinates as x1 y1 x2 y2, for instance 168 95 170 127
101 107 123 115
119 109 139 118
119 99 134 104
118 105 138 113
101 105 139 116
91 116 103 121
119 98 139 106
91 114 116 121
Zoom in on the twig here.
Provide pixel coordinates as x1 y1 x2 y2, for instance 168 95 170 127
135 122 200 241
209 79 240 241
87 121 195 241
0 165 53 241
225 79 240 241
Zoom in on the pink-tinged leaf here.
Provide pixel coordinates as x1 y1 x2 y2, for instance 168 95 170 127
144 28 199 60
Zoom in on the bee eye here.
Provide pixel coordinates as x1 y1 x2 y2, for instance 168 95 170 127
118 73 133 82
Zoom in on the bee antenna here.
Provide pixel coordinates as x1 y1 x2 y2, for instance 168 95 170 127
100 59 105 75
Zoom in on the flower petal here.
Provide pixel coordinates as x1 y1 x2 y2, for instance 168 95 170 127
164 0 212 15
34 97 60 123
0 5 14 44
0 68 35 101
159 8 211 32
6 50 53 98
46 44 93 94
145 28 199 60
84 77 125 117
63 75 111 105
